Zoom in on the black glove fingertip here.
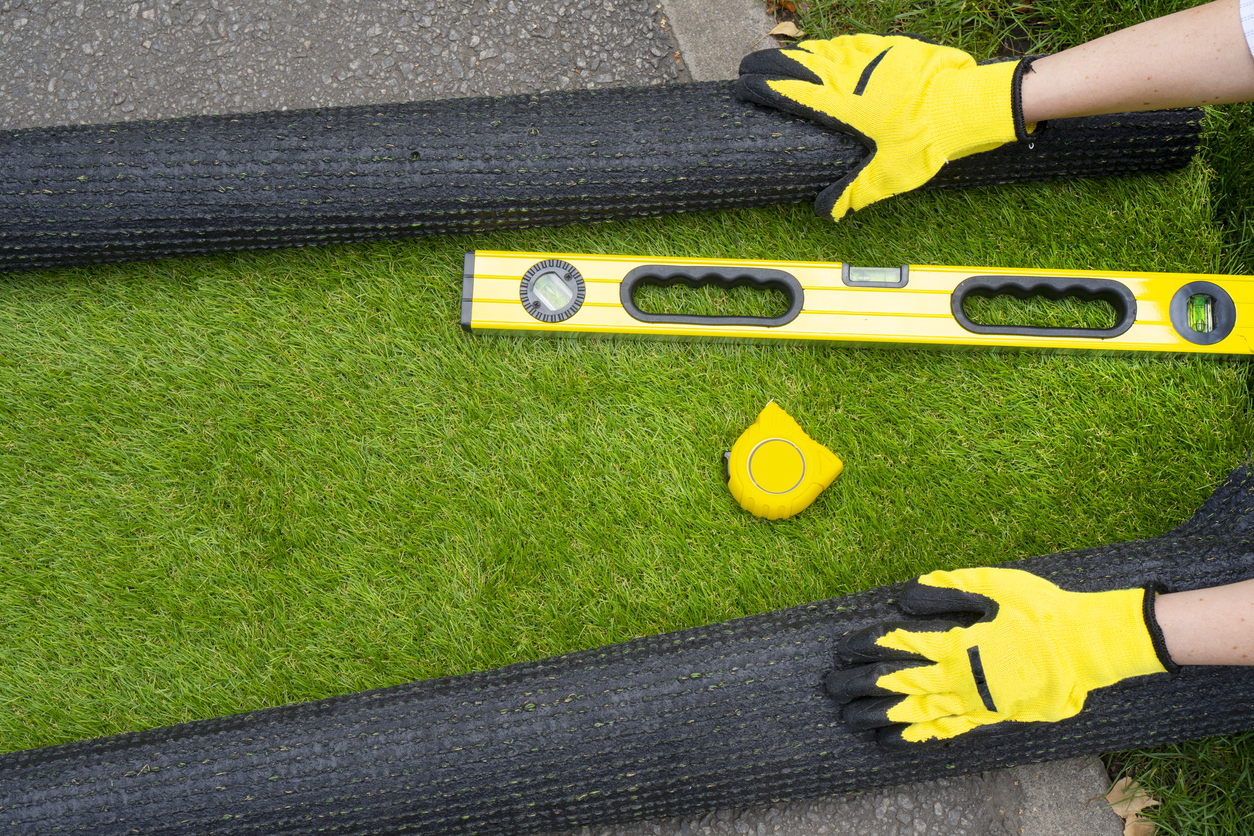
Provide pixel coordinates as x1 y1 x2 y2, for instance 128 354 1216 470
899 579 995 619
825 660 929 702
824 666 879 703
736 46 822 84
840 695 902 732
732 75 778 109
824 668 854 701
874 723 919 750
836 621 952 664
814 174 860 221
836 625 893 662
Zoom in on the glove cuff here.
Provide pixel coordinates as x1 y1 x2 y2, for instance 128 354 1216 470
1142 582 1182 675
932 59 1023 161
1010 55 1044 143
1074 584 1177 688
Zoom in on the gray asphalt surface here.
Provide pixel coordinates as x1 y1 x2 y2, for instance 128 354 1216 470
0 1 1125 835
0 0 688 128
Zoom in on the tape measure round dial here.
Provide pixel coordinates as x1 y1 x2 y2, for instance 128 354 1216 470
521 259 585 323
747 438 806 494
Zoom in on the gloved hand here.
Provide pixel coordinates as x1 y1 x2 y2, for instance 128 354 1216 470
735 34 1038 220
825 567 1178 746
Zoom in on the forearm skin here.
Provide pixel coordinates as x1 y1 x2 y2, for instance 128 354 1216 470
1021 0 1254 122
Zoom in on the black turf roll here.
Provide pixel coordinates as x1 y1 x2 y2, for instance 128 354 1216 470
2 466 1252 835
0 82 1201 272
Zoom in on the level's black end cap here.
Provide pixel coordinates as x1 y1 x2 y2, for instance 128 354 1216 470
460 251 476 333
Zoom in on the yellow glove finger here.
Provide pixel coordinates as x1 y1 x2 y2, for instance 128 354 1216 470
895 712 989 745
818 149 950 219
872 622 965 661
738 35 953 137
876 651 980 699
781 34 977 89
758 35 975 138
883 691 975 726
829 566 1178 747
840 690 972 733
911 567 1061 604
841 687 991 736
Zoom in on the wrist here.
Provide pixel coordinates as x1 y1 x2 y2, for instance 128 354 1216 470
930 58 1032 160
1071 585 1177 687
1152 579 1254 666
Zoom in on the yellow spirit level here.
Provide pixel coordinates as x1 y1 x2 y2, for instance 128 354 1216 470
460 251 1254 356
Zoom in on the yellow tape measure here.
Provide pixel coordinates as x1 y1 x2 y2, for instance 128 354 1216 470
725 401 843 520
460 251 1254 355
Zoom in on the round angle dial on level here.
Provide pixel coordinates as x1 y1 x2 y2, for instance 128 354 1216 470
521 259 585 323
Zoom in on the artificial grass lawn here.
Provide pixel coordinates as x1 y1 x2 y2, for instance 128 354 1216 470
0 3 1251 831
1 163 1249 754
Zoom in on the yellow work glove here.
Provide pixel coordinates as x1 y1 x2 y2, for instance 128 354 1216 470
735 34 1038 220
824 567 1178 747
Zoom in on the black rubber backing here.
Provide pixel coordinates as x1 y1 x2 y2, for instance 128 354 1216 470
0 82 1202 272
2 465 1252 835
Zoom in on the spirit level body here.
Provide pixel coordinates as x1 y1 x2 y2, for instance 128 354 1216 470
461 251 1254 356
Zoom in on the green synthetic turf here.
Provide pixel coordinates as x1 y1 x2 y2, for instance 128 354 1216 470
1207 101 1254 274
0 156 1248 752
795 0 1216 58
0 9 1250 835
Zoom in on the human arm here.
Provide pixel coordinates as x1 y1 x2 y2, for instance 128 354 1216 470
1155 577 1254 665
735 0 1254 220
1021 0 1254 121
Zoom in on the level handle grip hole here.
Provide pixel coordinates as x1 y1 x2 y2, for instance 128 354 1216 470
621 265 804 327
951 275 1137 339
